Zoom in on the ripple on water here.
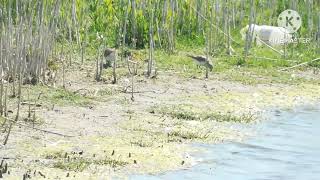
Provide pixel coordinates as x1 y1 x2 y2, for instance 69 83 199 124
131 106 320 180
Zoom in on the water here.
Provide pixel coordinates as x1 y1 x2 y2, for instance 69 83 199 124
131 106 320 180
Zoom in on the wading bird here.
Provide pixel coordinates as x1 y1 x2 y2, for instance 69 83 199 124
104 48 116 68
187 54 213 71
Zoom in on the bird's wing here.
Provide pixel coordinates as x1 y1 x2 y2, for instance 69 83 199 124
194 56 207 62
104 49 114 57
187 55 207 62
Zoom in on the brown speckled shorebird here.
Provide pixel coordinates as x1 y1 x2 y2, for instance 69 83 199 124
187 54 213 71
104 48 116 68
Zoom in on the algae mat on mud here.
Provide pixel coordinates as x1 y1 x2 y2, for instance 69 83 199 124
2 75 320 179
4 134 195 179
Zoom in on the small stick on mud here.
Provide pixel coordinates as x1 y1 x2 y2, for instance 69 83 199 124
62 60 66 89
95 56 100 81
127 55 137 101
112 52 117 84
32 92 42 127
4 80 8 117
3 123 13 145
0 66 3 116
122 88 169 94
59 50 66 89
27 81 32 119
21 102 42 107
131 72 134 101
3 117 75 137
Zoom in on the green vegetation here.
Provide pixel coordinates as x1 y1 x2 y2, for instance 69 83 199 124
149 104 256 123
0 0 319 178
36 135 193 175
52 157 128 171
96 87 121 97
44 150 128 172
0 0 318 78
121 112 248 144
44 151 67 160
168 129 211 141
28 86 94 106
0 116 5 126
151 50 319 85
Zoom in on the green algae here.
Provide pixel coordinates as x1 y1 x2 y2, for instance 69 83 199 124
30 133 193 176
149 104 256 123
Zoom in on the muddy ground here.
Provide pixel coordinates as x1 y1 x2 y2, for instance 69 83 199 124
1 61 320 179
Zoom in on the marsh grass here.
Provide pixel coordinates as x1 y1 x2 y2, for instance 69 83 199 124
224 67 319 85
130 139 154 147
0 116 6 128
53 159 89 172
168 129 210 141
0 116 5 123
102 68 130 80
44 151 66 159
44 150 128 172
27 86 93 106
38 135 190 174
22 116 45 125
120 111 249 145
97 87 121 97
152 47 319 85
149 105 256 123
53 157 128 171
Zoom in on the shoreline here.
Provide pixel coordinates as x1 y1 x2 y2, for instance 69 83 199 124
1 70 320 179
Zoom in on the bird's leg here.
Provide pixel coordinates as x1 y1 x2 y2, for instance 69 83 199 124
205 67 209 79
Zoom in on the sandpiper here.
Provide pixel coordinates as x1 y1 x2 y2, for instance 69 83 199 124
104 48 116 68
187 54 213 71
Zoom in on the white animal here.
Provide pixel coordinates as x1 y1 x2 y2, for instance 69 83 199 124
240 24 292 46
